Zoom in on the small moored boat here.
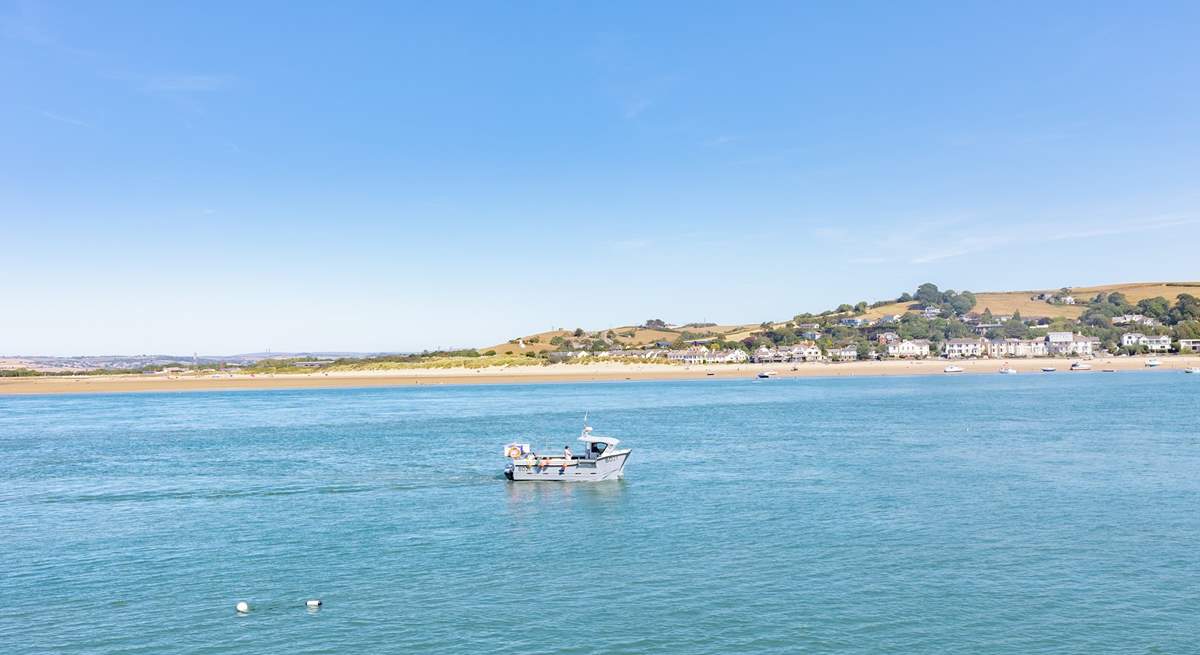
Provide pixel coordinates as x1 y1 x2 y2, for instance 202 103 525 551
1041 366 1057 373
504 424 631 482
998 364 1017 375
757 371 775 379
1185 367 1199 374
1145 358 1161 368
943 365 964 373
1070 362 1092 371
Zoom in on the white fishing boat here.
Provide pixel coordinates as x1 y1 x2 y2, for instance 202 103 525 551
503 424 631 482
998 364 1017 375
943 365 964 373
1185 367 1199 374
1145 358 1162 368
1070 362 1092 371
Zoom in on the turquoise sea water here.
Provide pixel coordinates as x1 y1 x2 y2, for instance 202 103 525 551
3 373 1198 654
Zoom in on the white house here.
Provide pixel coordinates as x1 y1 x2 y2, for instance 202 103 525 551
986 338 1048 358
877 331 900 345
707 349 749 364
942 338 985 358
778 343 822 362
829 345 859 361
1179 339 1200 352
920 306 942 319
1047 332 1099 356
1121 333 1170 352
888 339 930 358
667 346 709 364
840 317 870 327
1112 314 1158 327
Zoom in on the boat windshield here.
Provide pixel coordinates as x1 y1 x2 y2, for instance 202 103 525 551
590 442 608 456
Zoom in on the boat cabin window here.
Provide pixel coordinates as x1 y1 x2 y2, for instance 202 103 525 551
590 441 608 456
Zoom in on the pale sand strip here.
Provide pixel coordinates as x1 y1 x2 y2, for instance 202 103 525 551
2 355 1197 396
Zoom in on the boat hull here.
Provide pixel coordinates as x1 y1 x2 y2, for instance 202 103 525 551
507 450 631 482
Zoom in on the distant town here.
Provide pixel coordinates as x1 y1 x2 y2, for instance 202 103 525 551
4 282 1199 377
530 283 1200 365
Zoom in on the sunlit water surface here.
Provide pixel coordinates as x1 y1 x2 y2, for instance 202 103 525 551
3 373 1197 653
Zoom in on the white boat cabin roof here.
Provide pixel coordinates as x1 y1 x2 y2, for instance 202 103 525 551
578 434 621 447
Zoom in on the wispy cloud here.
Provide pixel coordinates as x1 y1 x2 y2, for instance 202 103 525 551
143 74 232 92
0 1 97 58
907 214 1197 264
622 97 652 119
612 238 653 250
101 70 234 94
39 110 88 127
703 135 738 147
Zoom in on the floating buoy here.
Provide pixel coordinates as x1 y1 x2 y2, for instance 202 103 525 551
306 599 322 609
235 601 250 613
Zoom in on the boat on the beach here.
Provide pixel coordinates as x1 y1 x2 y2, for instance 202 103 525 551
1070 362 1092 371
943 365 964 373
1185 367 1199 374
1041 366 1057 373
503 424 631 482
757 371 775 379
998 364 1017 375
1102 368 1116 373
1145 358 1161 368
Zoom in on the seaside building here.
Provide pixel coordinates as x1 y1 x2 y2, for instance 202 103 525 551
986 338 1049 358
888 339 930 358
829 345 859 361
707 349 749 364
667 346 710 364
752 343 822 363
1179 339 1200 352
942 338 986 358
877 331 900 345
1046 332 1100 356
1121 333 1171 352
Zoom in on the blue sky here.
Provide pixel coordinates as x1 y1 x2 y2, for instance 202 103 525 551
3 1 1199 355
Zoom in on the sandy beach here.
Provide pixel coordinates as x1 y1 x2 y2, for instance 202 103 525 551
2 355 1197 395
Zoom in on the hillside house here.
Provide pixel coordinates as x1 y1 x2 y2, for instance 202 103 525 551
877 332 900 345
1179 339 1200 352
1112 314 1159 327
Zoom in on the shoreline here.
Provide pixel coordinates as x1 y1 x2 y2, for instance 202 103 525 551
1 355 1196 396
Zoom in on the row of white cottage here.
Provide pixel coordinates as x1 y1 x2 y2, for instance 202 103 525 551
941 332 1101 358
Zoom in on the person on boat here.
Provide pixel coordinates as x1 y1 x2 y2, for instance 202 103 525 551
563 445 573 460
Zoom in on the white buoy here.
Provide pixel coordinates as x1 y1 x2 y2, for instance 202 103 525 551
306 599 322 609
235 601 250 613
